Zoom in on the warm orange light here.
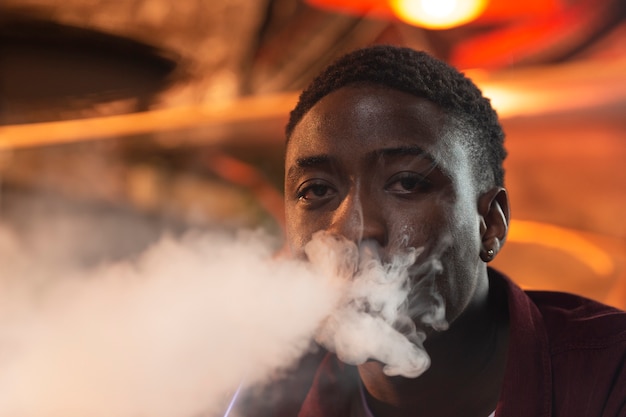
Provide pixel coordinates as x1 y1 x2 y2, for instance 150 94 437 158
508 220 615 277
390 0 489 29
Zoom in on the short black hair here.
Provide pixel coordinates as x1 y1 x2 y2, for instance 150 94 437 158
285 45 506 189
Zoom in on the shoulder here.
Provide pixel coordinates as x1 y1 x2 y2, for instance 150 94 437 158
488 267 626 350
489 269 626 414
526 291 626 415
525 289 626 352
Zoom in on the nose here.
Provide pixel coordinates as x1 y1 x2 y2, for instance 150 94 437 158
326 188 387 246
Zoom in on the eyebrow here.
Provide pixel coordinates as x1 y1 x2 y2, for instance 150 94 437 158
286 155 332 183
286 146 439 182
371 146 441 178
294 155 331 168
372 146 436 164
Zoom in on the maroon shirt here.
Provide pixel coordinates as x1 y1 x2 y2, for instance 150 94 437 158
245 269 626 416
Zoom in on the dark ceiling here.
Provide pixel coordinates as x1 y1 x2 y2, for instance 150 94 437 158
2 0 625 125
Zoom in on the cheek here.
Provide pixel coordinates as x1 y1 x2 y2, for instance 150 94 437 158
435 205 483 316
447 189 482 253
284 205 327 256
284 211 305 255
390 203 453 254
436 197 481 277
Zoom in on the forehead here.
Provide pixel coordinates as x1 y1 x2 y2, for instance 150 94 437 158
286 85 469 177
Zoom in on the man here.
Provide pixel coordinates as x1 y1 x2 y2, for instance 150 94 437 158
249 45 626 417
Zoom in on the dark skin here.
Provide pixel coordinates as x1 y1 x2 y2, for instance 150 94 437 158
284 85 511 417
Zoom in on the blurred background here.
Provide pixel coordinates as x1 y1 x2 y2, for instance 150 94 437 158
1 0 625 308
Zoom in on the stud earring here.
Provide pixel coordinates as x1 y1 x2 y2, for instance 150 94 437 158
486 249 494 259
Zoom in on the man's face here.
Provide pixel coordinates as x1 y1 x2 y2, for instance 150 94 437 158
284 85 487 325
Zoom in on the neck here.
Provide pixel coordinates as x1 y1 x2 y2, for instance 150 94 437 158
357 271 510 417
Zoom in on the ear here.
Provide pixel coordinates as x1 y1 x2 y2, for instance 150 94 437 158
477 187 510 262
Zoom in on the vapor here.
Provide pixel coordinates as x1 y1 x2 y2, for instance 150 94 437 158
0 224 446 417
309 231 447 378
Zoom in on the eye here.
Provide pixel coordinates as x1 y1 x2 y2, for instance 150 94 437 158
386 172 432 194
296 180 337 203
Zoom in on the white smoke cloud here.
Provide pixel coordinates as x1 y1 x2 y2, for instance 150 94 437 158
0 224 446 417
309 231 447 378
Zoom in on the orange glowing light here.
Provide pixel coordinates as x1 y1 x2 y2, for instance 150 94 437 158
389 0 489 29
508 220 615 277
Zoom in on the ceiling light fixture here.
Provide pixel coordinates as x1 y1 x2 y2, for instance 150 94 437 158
389 0 489 29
